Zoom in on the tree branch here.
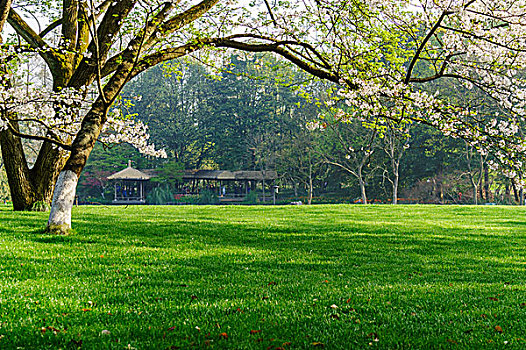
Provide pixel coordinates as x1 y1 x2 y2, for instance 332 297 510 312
62 0 79 51
408 52 465 83
263 0 278 27
0 0 13 38
70 0 171 89
126 36 348 88
153 0 220 43
439 24 526 52
7 8 61 72
40 18 62 38
5 123 72 150
404 10 453 84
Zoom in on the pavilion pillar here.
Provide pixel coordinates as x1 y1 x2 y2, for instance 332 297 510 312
262 178 266 203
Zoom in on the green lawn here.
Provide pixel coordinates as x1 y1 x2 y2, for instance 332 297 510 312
0 204 525 349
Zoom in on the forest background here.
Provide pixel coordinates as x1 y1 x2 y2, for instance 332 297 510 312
0 53 516 206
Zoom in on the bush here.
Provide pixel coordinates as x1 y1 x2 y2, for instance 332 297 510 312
175 195 200 204
147 185 174 205
243 191 258 204
30 201 50 212
198 190 219 204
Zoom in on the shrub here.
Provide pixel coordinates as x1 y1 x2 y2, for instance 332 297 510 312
147 185 174 205
198 190 219 204
243 191 258 204
30 201 50 212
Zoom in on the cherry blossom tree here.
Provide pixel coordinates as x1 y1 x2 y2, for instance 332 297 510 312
282 0 526 201
325 0 526 180
317 116 381 205
381 122 411 205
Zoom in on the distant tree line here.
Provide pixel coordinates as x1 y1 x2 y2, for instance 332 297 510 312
74 56 523 205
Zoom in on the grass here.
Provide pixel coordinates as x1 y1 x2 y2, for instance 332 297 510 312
0 204 525 349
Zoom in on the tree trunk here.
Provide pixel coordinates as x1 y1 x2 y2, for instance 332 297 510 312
358 178 367 204
47 51 138 232
262 177 266 203
512 181 519 203
392 176 398 205
358 167 367 204
32 141 68 203
392 162 399 204
307 164 313 205
0 121 67 210
47 170 78 233
0 124 33 210
473 184 478 205
47 99 107 233
484 165 490 201
293 180 298 197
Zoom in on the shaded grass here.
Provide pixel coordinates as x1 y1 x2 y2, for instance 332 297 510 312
0 204 525 349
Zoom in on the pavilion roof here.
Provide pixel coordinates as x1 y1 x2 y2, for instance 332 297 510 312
182 170 277 181
107 166 151 180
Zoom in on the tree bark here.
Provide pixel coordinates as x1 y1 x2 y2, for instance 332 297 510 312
512 181 519 203
0 123 33 210
484 165 490 201
0 0 12 36
47 97 108 233
0 119 67 210
31 141 68 204
358 167 367 204
307 163 313 205
392 176 399 205
47 170 77 233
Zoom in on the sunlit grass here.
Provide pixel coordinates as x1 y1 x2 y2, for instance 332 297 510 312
0 204 525 348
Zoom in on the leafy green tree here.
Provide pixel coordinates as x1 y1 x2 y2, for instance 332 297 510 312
124 62 217 169
278 127 325 204
320 116 384 204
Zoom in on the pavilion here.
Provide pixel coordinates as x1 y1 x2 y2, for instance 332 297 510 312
181 169 278 202
107 161 151 204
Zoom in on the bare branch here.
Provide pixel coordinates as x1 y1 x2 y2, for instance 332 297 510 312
5 123 72 150
408 52 465 83
40 19 62 38
263 0 278 26
405 10 453 84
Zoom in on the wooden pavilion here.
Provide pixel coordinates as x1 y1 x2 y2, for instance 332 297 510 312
180 169 278 202
107 161 151 204
108 162 278 204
